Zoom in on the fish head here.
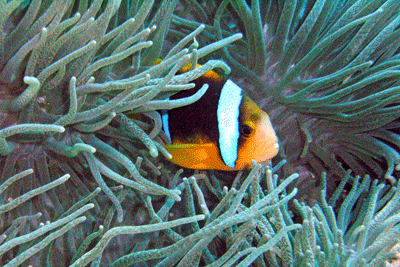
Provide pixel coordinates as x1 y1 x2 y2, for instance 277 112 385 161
235 95 279 169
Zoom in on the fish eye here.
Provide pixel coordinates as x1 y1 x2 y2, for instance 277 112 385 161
240 124 253 138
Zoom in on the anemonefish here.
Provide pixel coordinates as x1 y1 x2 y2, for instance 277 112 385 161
160 63 279 171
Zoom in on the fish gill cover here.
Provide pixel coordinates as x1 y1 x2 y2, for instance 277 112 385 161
0 0 400 266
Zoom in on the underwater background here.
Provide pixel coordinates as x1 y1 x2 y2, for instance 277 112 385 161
1 0 400 266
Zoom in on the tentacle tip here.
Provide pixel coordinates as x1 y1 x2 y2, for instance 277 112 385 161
396 163 400 171
385 175 396 184
23 76 40 85
222 65 231 75
291 188 298 195
250 159 258 168
174 189 182 196
149 147 158 157
182 54 191 61
87 76 95 84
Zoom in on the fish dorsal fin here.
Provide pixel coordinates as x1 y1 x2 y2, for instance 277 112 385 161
217 79 242 168
180 63 222 81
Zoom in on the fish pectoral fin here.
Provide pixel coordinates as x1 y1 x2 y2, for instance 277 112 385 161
164 143 216 161
163 143 219 169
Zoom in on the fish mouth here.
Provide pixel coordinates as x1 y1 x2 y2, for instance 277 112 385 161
257 112 279 159
263 142 279 159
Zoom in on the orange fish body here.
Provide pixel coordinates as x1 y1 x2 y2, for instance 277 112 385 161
161 64 279 170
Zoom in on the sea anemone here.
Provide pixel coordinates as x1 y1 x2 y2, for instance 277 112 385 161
171 0 400 199
0 0 239 264
1 0 400 266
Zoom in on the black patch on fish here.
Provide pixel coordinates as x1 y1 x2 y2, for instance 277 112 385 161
167 75 223 145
